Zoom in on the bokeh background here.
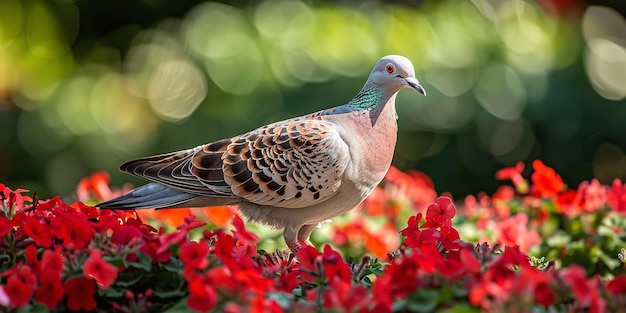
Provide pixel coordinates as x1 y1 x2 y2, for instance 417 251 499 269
1 0 625 200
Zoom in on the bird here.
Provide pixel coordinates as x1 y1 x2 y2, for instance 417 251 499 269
97 55 426 252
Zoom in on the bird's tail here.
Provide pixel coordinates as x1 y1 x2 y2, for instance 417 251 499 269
96 183 196 210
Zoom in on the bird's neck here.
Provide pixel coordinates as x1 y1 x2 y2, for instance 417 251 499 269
318 84 390 116
346 84 384 110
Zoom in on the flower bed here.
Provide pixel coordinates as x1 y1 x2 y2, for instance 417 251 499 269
0 160 625 312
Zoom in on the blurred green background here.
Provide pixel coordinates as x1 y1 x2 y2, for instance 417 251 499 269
1 0 625 200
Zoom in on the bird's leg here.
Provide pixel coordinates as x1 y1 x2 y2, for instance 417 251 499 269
284 225 301 253
284 224 317 253
297 224 317 248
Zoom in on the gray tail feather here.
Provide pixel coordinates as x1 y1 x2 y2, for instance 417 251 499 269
96 183 196 210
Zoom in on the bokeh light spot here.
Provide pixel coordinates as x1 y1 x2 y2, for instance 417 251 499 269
593 142 626 183
474 62 526 121
586 38 626 101
147 60 207 121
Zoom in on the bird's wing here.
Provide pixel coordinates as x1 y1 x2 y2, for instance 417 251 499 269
120 118 351 209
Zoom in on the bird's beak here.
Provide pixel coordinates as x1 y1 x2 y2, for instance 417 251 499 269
405 77 426 96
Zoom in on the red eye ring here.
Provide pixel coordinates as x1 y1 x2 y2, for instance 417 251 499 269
385 64 394 73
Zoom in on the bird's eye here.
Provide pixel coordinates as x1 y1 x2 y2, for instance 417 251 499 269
385 64 395 74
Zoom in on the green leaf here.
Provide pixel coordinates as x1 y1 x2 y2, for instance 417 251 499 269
152 275 187 299
98 286 125 298
18 303 48 313
361 276 372 286
128 252 152 271
115 272 146 287
267 292 294 308
161 298 196 313
407 288 441 312
546 231 571 248
154 288 188 299
437 305 481 313
160 257 184 272
364 267 384 276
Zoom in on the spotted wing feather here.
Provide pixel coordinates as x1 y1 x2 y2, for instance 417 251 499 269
120 118 350 209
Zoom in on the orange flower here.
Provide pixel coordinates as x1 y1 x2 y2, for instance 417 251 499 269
365 223 401 259
136 208 193 228
201 205 237 227
384 166 437 212
76 171 113 202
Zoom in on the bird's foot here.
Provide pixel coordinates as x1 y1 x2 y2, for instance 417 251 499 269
286 239 315 254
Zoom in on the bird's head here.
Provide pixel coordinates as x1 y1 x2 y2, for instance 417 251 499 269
368 55 426 96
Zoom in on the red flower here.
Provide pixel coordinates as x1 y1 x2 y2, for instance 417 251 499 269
58 214 95 249
319 280 370 312
64 276 97 311
187 277 217 312
321 245 351 284
250 295 282 313
401 213 441 255
556 189 583 217
295 245 322 275
179 240 209 270
84 249 118 289
34 269 64 310
4 265 36 308
561 267 606 313
111 224 142 245
232 215 259 245
25 245 41 276
36 248 65 309
41 246 65 275
606 275 626 295
214 232 256 270
22 216 52 248
0 215 11 238
496 162 528 194
373 255 419 310
400 213 423 237
438 225 462 250
421 196 456 229
140 236 172 264
204 267 238 294
531 160 564 198
561 265 592 302
469 247 549 310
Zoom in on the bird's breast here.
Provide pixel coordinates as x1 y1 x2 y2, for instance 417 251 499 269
335 101 398 194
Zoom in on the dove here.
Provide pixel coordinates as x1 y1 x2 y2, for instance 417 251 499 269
97 55 425 252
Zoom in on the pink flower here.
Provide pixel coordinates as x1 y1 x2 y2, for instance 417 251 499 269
493 213 540 253
607 178 626 213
